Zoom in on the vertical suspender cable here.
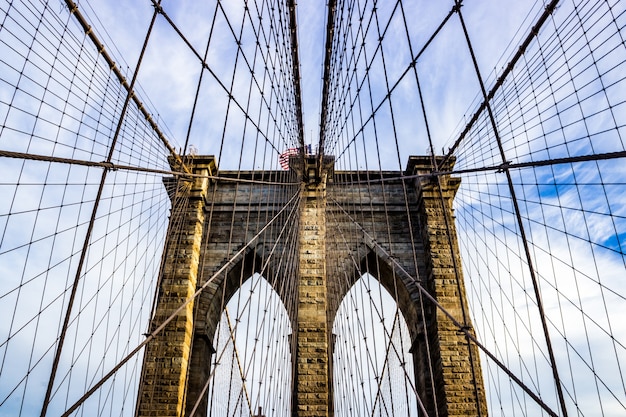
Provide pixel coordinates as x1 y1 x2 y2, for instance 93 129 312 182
287 0 306 155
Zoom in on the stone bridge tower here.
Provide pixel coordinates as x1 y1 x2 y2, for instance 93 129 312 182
136 155 487 417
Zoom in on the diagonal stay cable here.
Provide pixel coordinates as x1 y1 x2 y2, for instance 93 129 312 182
238 0 303 152
455 3 569 414
326 0 401 158
58 188 300 417
369 312 407 417
223 308 253 414
332 4 458 161
329 195 560 417
318 0 337 163
39 2 165 415
180 3 219 157
212 0 300 152
287 0 306 152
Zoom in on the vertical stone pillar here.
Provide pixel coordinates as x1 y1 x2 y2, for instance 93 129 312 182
409 156 488 417
293 179 332 416
136 157 213 417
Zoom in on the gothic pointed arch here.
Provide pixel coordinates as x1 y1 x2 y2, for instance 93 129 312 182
332 267 420 415
186 243 297 417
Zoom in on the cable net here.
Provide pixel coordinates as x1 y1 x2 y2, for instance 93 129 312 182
0 0 625 416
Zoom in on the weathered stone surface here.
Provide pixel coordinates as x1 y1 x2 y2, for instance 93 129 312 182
136 157 214 417
294 181 332 416
138 156 487 417
409 156 488 417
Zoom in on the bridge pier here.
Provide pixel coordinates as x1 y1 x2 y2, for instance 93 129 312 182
409 156 488 417
293 178 333 416
135 158 213 417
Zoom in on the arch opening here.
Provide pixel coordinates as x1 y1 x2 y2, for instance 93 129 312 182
332 273 419 416
205 273 293 417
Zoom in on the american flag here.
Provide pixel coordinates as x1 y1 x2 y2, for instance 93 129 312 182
279 148 299 170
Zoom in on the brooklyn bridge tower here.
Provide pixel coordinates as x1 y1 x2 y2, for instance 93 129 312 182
136 154 488 417
0 1 624 417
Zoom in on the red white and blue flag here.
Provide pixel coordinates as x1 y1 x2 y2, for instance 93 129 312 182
279 148 299 170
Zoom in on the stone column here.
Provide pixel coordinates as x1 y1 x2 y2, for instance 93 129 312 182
408 156 488 417
136 157 213 417
293 179 332 416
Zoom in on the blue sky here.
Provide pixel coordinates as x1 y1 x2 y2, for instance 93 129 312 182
1 1 625 416
73 0 545 170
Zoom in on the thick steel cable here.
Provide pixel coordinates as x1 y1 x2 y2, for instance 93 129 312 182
317 0 337 164
61 0 186 171
373 3 452 411
442 0 562 168
320 2 564 410
180 4 220 158
3 1 625 415
326 3 412 412
150 0 303 159
330 5 459 161
287 0 306 153
448 0 619 410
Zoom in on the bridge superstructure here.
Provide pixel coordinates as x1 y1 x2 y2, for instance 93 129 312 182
0 1 625 416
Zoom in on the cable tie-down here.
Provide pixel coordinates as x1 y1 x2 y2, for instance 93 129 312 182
497 161 511 173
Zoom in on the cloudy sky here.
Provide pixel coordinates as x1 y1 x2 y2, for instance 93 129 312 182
1 0 625 416
75 0 545 171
